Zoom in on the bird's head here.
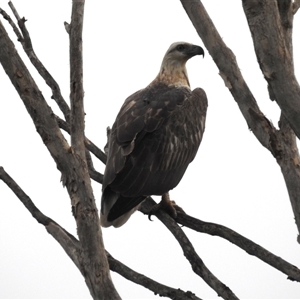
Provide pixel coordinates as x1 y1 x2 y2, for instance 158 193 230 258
157 42 204 87
164 42 204 62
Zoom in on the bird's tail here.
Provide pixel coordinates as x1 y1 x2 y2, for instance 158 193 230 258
100 187 145 227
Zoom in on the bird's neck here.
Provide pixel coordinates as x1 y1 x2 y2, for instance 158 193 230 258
154 60 190 88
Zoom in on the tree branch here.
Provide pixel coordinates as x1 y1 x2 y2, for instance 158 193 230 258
107 251 203 300
0 166 83 272
175 211 300 282
1 5 107 165
5 2 71 122
179 0 281 157
8 1 20 21
276 114 300 240
242 0 300 139
69 0 85 159
0 6 22 41
140 198 239 300
293 0 300 14
56 116 107 164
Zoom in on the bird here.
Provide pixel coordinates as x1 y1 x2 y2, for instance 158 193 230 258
100 42 208 227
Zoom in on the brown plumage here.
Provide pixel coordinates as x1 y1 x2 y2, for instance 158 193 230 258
101 42 208 227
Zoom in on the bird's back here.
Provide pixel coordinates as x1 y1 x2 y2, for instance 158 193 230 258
101 82 207 227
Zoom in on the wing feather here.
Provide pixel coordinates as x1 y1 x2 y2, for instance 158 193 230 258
101 84 207 222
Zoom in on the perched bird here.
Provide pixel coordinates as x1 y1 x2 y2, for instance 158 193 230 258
101 42 208 227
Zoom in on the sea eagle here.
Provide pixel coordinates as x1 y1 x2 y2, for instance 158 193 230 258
101 42 207 227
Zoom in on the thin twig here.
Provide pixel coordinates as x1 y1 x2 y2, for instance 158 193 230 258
5 2 71 122
86 148 104 183
8 1 20 21
140 198 239 300
0 7 23 41
56 116 107 164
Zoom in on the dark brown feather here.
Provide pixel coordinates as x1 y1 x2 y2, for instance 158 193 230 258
101 82 207 222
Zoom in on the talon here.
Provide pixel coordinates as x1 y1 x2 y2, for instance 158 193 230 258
148 192 184 220
148 212 154 221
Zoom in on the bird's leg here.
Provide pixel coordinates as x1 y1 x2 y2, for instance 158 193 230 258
148 192 185 220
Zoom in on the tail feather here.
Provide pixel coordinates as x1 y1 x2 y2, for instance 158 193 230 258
101 187 145 227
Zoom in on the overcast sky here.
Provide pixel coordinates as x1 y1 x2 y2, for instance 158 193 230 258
1 1 300 299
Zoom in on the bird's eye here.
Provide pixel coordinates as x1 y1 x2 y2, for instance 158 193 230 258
176 44 186 51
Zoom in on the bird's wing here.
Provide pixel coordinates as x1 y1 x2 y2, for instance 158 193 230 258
103 85 207 198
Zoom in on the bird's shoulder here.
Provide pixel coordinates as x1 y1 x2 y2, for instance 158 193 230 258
113 82 191 144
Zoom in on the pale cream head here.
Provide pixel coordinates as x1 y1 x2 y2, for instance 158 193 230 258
155 42 204 88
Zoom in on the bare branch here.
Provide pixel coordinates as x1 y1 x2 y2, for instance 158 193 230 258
293 0 300 14
140 198 239 300
56 116 107 164
107 251 203 300
69 0 85 159
175 212 300 282
64 21 70 34
1 5 107 166
0 7 23 41
242 0 300 138
2 3 71 122
276 115 300 240
85 147 104 184
179 0 280 157
0 166 82 271
85 138 107 164
8 1 20 21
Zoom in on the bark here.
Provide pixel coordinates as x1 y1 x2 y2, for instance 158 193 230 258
180 0 300 238
276 116 300 241
242 0 300 137
0 11 120 300
242 1 300 137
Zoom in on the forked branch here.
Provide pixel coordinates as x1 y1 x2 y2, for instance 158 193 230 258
140 198 239 300
0 166 199 300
